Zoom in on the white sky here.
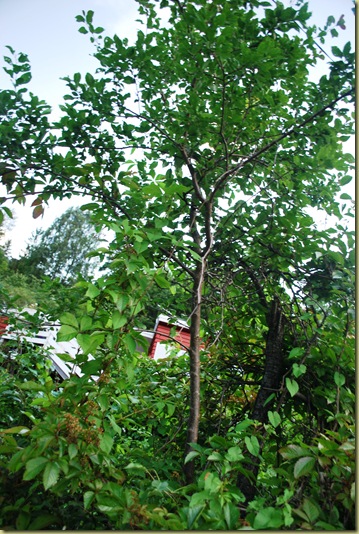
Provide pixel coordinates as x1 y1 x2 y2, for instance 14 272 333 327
0 0 355 257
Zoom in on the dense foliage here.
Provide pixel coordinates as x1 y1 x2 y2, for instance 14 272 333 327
0 0 355 529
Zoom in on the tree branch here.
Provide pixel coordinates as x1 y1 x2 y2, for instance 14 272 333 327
208 87 355 203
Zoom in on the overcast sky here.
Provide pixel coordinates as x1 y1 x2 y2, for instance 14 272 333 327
0 0 355 257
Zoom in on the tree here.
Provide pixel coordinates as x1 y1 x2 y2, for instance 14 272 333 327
0 207 100 314
12 207 100 284
0 0 355 529
0 214 42 310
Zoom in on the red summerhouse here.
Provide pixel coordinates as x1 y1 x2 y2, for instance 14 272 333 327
148 314 191 360
0 316 9 336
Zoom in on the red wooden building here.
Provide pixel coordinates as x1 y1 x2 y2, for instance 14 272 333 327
148 314 190 360
0 315 8 336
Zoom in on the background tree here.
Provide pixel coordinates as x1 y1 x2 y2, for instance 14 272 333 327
12 207 100 284
0 0 355 529
0 208 97 316
0 214 41 310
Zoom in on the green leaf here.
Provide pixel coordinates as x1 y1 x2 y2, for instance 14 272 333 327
288 347 304 359
16 511 30 530
292 507 309 522
210 435 229 451
98 394 109 411
112 310 126 329
43 461 60 490
279 444 309 460
302 498 320 523
331 45 342 57
268 410 281 428
328 254 345 271
116 293 129 312
0 425 30 434
293 456 316 478
123 333 136 353
167 403 175 416
84 490 95 510
96 494 121 513
80 315 93 331
15 72 32 86
86 9 94 24
85 283 100 299
146 229 163 242
28 514 58 530
81 358 102 375
187 505 205 529
224 502 239 530
204 471 222 493
253 507 283 529
189 490 211 508
57 324 78 342
108 415 123 436
19 381 46 392
334 371 345 386
73 71 81 84
184 451 200 464
235 420 254 432
60 312 79 328
350 482 355 501
245 435 260 457
263 392 276 407
339 441 355 452
292 363 306 378
286 377 299 397
124 462 147 473
68 444 78 460
85 72 94 86
77 333 104 355
155 273 171 288
142 183 163 197
23 457 48 480
132 238 146 255
76 333 93 353
315 520 341 530
340 175 352 186
8 449 25 473
207 451 223 461
225 446 243 462
189 442 206 452
151 480 171 493
99 432 114 455
169 285 177 295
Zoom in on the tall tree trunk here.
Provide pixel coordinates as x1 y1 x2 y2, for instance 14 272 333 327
182 197 213 484
237 297 285 502
183 261 204 484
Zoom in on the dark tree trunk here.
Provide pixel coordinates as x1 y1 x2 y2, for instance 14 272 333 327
251 297 285 422
237 297 285 503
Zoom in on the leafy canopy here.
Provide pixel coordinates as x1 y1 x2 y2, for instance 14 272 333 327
0 0 355 530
